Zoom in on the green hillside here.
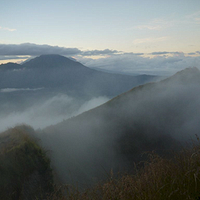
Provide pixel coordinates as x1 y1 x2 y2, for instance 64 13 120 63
0 125 56 200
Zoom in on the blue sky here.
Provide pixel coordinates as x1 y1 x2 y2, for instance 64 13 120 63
0 0 200 75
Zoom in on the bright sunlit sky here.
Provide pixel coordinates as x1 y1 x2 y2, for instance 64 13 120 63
0 0 200 75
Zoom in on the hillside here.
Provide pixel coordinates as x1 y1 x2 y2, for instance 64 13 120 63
66 141 200 200
39 67 200 187
0 67 200 199
0 126 56 200
0 54 159 132
2 126 200 200
0 54 157 131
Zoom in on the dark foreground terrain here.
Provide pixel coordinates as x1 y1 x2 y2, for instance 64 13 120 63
1 126 200 200
0 126 56 200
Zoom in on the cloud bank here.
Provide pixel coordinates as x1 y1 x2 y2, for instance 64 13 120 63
77 53 200 76
0 43 119 57
0 43 82 56
0 56 30 61
0 43 199 76
37 67 200 188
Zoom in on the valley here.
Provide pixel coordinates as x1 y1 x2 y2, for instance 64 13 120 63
0 55 200 199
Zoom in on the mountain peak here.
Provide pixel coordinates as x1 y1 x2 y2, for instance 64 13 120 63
22 54 79 69
174 67 199 75
164 67 200 84
38 54 72 60
31 54 76 63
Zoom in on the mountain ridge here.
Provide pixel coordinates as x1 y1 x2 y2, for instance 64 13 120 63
61 67 200 120
0 54 157 97
22 54 89 70
39 67 200 187
0 62 23 71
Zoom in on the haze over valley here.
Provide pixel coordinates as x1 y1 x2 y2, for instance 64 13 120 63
0 55 200 190
1 1 200 198
0 55 157 132
38 66 200 187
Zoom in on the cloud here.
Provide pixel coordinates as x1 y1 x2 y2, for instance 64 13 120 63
0 56 30 60
132 37 168 45
135 25 162 30
186 11 200 24
0 94 109 132
0 43 120 57
81 49 120 56
151 51 170 55
0 43 82 56
3 27 16 32
123 52 144 56
151 51 182 55
0 88 43 93
37 68 200 187
0 43 199 76
134 18 172 31
0 26 16 32
77 53 200 76
185 52 200 56
75 96 109 116
188 52 196 56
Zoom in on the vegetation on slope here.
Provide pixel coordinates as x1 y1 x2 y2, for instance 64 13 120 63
1 68 199 199
1 129 200 200
41 68 200 187
62 137 200 200
0 125 56 200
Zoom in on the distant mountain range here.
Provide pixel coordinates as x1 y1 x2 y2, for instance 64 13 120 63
0 54 158 120
0 54 157 97
39 67 200 187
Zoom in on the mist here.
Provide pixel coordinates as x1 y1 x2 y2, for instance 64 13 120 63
77 53 200 76
37 68 200 188
0 93 109 133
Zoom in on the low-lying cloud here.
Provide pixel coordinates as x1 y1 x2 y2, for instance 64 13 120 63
37 68 200 188
0 43 199 76
77 53 200 76
0 88 43 93
0 94 109 132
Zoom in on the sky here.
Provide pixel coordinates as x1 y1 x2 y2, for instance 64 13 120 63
0 0 200 75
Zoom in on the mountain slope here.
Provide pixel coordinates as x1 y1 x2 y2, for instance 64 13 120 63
0 54 158 130
0 54 157 96
39 67 200 187
0 62 23 71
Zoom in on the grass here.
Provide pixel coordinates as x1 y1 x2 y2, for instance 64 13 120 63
1 126 200 200
52 137 200 200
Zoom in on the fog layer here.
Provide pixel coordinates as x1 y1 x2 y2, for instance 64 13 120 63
0 94 109 132
38 67 200 188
